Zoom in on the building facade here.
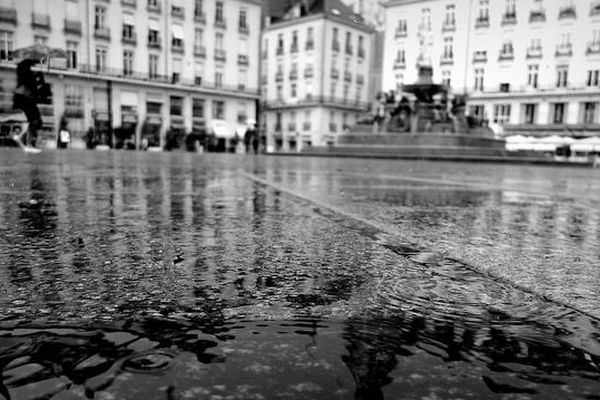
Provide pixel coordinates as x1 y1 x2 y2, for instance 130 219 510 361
0 0 261 150
261 0 374 152
383 0 600 136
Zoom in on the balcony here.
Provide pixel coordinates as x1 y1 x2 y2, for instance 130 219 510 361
0 7 17 24
171 6 184 19
501 12 517 26
440 55 453 65
31 13 50 30
287 123 296 132
275 72 283 82
121 0 136 8
356 74 364 85
194 45 206 57
332 40 340 52
303 122 311 131
330 68 339 79
526 47 543 59
555 44 573 57
237 54 249 66
289 69 298 80
475 16 489 29
147 1 161 13
592 3 600 16
171 41 184 54
214 18 227 29
558 6 576 20
395 28 407 38
238 24 249 35
194 10 206 23
305 40 314 50
529 9 545 22
394 59 406 69
472 51 487 63
304 68 314 78
587 42 600 55
214 49 226 61
498 51 514 61
122 33 137 45
148 38 161 49
344 71 352 82
64 19 82 35
94 27 111 40
442 20 456 32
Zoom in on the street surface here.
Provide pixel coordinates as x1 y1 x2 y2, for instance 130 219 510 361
0 150 599 399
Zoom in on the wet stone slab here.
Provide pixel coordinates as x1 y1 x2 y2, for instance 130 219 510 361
0 150 600 399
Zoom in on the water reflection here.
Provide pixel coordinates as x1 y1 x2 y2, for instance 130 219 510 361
1 152 600 398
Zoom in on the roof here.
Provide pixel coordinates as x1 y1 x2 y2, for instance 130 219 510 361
268 0 368 28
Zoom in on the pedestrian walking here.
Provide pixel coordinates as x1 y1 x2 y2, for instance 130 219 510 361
12 59 48 147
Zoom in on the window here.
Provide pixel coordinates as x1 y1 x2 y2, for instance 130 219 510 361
0 30 14 61
291 30 298 52
395 73 404 90
527 64 539 88
146 100 161 115
123 50 134 76
330 82 337 97
397 19 407 36
556 66 568 88
343 84 349 100
215 32 224 50
306 27 314 50
276 85 283 100
238 69 247 90
195 0 203 16
170 96 183 116
493 104 511 124
172 58 181 83
504 0 516 18
588 70 600 86
172 26 183 50
277 34 284 55
148 25 160 46
474 68 484 91
523 103 537 124
66 41 78 69
442 70 451 87
444 4 456 28
65 85 83 116
194 62 204 85
396 49 405 63
215 71 223 88
95 6 106 29
477 0 489 24
239 8 247 29
34 36 47 45
95 46 107 72
332 27 339 50
358 35 364 57
195 28 203 46
470 105 485 119
212 100 225 119
500 41 514 58
582 102 597 124
193 98 205 118
421 8 431 30
552 103 566 123
345 31 352 54
149 54 159 78
215 1 224 23
123 21 135 41
443 37 453 59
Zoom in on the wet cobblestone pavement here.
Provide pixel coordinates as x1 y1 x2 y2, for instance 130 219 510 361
1 150 600 399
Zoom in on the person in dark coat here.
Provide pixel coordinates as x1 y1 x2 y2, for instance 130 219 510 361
12 59 44 147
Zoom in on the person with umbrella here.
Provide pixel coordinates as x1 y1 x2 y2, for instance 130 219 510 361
11 44 63 148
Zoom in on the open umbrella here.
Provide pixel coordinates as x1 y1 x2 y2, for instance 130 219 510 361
13 44 68 70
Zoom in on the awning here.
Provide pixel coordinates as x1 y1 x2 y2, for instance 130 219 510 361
571 137 600 152
172 25 184 39
123 13 135 25
145 116 162 125
149 19 161 31
146 92 163 103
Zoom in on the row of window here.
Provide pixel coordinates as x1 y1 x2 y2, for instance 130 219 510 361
396 0 599 36
268 83 362 103
471 101 599 125
93 0 249 30
269 27 365 58
272 111 358 133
